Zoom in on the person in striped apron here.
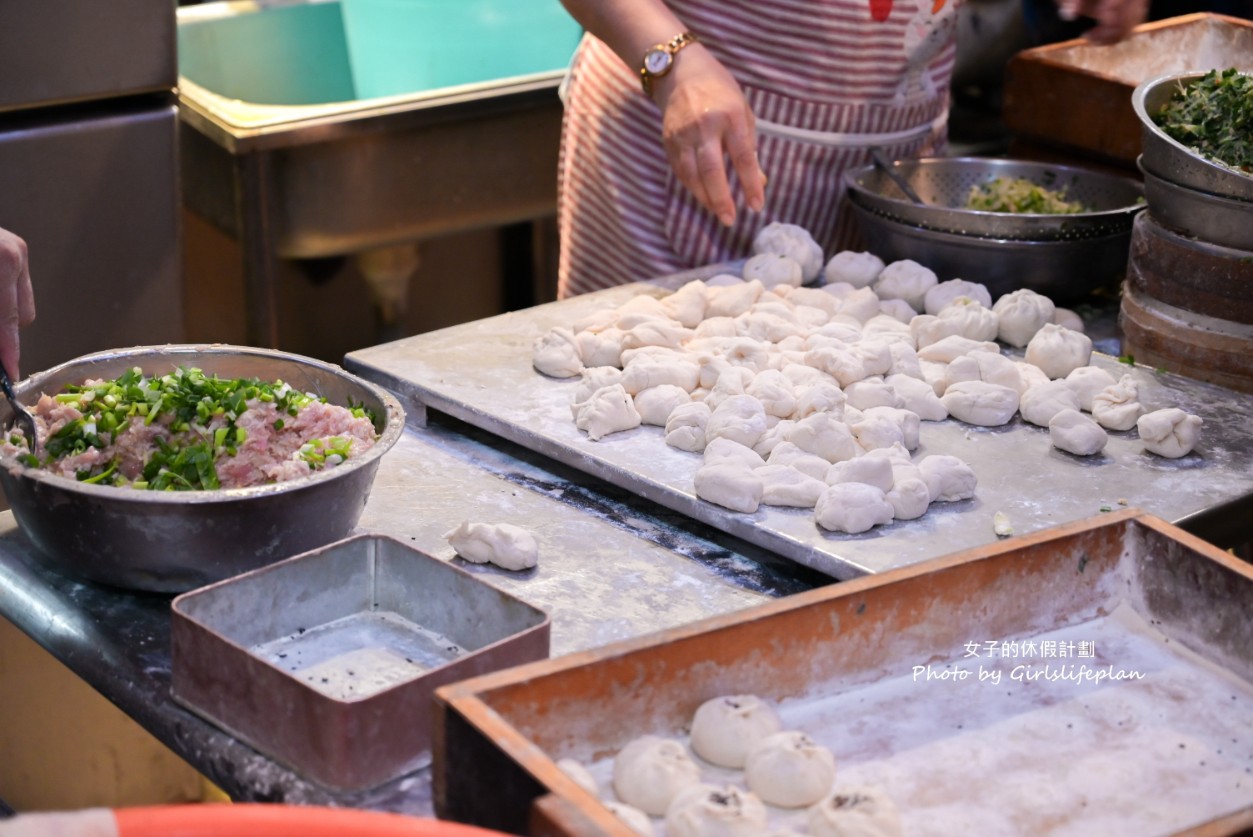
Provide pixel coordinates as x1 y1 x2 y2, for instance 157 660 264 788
554 0 1147 298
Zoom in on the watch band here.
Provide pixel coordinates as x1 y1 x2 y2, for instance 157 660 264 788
639 32 698 96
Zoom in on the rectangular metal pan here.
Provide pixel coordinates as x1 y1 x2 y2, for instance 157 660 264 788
171 533 550 792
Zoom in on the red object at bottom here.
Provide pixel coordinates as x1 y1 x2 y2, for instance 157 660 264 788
114 804 512 837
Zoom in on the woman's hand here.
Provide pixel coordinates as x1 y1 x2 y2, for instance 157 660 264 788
1057 0 1148 45
0 228 36 379
652 45 766 227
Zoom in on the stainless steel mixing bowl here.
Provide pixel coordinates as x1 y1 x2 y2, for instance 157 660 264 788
1132 71 1253 203
0 345 406 593
1138 156 1253 251
843 157 1145 241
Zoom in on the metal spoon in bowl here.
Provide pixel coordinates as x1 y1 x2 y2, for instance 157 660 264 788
1 363 37 449
870 147 926 205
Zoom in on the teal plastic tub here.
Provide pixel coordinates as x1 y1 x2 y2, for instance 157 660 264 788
340 0 583 99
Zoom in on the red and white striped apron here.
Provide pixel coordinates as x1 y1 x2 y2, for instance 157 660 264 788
557 0 962 298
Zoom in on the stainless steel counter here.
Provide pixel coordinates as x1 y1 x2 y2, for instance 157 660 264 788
0 412 822 813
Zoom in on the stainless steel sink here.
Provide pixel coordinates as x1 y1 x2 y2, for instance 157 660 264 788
177 0 580 346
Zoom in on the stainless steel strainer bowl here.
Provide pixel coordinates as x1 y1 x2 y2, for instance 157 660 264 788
843 157 1145 241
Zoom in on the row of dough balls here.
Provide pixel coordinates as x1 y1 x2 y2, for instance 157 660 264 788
532 223 1203 532
556 694 899 837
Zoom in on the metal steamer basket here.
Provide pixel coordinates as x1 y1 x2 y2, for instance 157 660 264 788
0 345 406 593
843 157 1145 241
1132 71 1253 204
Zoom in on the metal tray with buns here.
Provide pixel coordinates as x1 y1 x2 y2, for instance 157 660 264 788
433 511 1253 836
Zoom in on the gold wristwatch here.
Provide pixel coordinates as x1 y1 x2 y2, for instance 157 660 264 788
640 32 698 96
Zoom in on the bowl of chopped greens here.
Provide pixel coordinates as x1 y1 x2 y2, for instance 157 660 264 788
843 157 1144 242
1133 69 1253 203
0 344 406 592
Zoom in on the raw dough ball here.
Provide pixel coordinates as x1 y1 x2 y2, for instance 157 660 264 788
704 437 767 470
1065 366 1117 411
885 374 948 421
940 381 1020 427
665 783 769 837
793 381 847 419
747 369 798 419
604 801 655 837
666 401 712 452
837 287 885 324
916 335 1000 363
444 522 538 571
919 455 977 502
815 483 894 534
886 476 931 521
943 351 1023 395
621 359 701 394
533 326 584 378
844 378 902 412
1137 408 1203 458
756 465 829 508
1024 323 1093 380
663 280 710 328
924 279 992 314
823 250 884 288
556 757 598 795
1052 307 1086 333
612 735 702 816
1092 374 1144 431
872 259 937 312
575 384 643 441
576 328 626 368
706 280 765 319
768 443 833 481
877 298 917 324
993 289 1056 348
635 385 692 426
742 253 804 289
1049 408 1107 456
826 456 894 492
744 731 838 808
911 301 999 346
787 413 860 463
706 394 769 449
689 694 784 768
694 463 764 513
1018 380 1082 428
753 222 825 283
850 412 906 452
804 342 869 388
807 787 903 837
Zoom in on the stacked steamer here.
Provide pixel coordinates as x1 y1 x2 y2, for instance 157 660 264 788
1123 69 1253 393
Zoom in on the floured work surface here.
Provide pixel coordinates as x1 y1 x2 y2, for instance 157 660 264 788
433 513 1253 837
347 280 1253 581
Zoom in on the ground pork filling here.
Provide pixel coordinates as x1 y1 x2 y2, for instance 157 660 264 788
0 367 379 490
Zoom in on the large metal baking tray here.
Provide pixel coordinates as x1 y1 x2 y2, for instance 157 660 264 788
345 278 1253 581
171 533 550 792
433 511 1253 836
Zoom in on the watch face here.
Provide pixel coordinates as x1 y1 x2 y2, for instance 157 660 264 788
644 47 672 75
